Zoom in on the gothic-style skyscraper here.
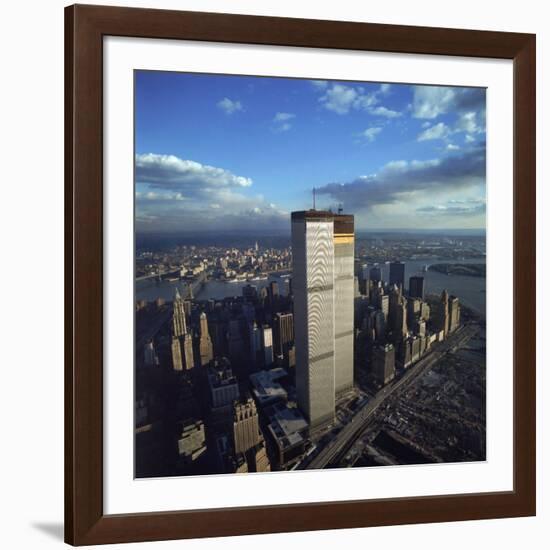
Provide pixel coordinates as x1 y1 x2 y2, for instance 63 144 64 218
171 288 194 371
198 311 214 367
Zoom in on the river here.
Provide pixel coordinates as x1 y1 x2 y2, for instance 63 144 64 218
136 258 486 319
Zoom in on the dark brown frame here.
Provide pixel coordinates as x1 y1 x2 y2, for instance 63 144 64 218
65 3 536 546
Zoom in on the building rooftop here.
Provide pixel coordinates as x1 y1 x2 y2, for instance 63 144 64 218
291 210 334 221
208 358 237 389
266 403 308 449
249 368 288 407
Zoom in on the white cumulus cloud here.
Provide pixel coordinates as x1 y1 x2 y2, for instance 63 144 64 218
417 122 451 141
217 97 243 115
360 127 383 142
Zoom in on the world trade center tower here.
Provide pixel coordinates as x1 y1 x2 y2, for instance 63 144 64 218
291 210 355 431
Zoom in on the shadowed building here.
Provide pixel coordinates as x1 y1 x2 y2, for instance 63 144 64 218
249 321 262 365
448 295 461 333
208 359 239 409
409 275 425 300
262 325 274 367
369 265 382 284
273 312 294 357
389 261 405 291
372 343 395 386
198 312 214 367
171 289 194 371
433 290 450 337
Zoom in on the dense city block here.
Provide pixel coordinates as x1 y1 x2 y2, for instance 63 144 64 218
135 222 486 477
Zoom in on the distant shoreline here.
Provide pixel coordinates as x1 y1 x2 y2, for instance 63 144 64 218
428 263 486 278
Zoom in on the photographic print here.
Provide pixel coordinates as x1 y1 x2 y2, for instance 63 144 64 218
134 71 487 478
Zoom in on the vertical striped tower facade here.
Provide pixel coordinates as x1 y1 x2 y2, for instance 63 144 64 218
292 211 336 430
333 214 355 396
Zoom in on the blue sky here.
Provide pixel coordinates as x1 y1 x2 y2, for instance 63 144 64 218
135 71 486 233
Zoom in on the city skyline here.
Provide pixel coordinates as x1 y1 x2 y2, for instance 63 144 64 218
134 70 487 479
135 72 486 234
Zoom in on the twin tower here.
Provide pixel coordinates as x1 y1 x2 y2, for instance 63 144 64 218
291 210 355 431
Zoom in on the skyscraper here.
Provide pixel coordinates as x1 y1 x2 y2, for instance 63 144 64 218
198 312 214 367
369 265 382 284
291 210 355 430
409 275 425 300
333 214 355 396
389 261 405 290
249 321 262 364
171 289 194 371
448 296 461 333
273 312 294 357
262 325 274 367
372 343 395 386
292 210 336 430
233 397 262 455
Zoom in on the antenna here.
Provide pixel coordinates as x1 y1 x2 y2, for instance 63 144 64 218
338 203 343 214
313 187 316 210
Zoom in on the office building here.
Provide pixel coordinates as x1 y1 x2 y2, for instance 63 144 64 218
143 339 159 367
372 343 395 386
262 325 274 366
265 402 308 468
448 296 461 333
233 397 262 455
198 312 214 367
228 318 245 362
369 265 382 283
433 290 450 337
208 358 239 409
249 368 288 407
273 312 294 357
249 321 262 364
291 210 336 430
409 275 425 300
291 210 355 429
333 213 355 396
171 289 194 371
389 261 405 290
177 419 207 466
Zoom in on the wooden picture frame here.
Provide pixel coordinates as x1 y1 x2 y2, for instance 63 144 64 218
65 4 536 545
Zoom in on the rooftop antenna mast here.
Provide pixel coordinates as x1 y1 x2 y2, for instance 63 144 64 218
312 187 316 210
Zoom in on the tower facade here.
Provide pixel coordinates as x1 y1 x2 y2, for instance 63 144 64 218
273 312 294 357
172 289 194 371
233 397 262 455
198 312 214 367
409 275 425 300
262 325 274 367
292 211 336 430
372 343 395 386
291 210 355 430
333 214 355 396
389 261 405 290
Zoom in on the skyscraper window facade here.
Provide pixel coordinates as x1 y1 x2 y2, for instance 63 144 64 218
291 210 355 430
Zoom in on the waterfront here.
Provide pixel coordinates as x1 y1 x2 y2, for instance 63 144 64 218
136 257 486 318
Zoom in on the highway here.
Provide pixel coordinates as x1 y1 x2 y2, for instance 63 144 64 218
302 324 477 470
